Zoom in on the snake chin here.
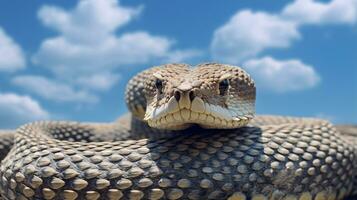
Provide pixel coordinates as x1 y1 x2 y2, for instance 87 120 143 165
145 97 253 130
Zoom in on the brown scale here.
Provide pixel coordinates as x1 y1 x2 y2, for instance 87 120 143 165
0 63 356 199
1 119 356 199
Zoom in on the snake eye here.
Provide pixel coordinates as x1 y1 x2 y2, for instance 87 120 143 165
155 79 163 94
219 79 229 95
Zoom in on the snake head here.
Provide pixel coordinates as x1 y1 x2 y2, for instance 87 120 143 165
128 63 256 130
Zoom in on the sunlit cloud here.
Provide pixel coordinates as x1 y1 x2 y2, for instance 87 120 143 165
0 28 26 72
0 93 49 128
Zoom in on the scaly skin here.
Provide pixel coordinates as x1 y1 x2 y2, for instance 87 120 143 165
0 63 356 199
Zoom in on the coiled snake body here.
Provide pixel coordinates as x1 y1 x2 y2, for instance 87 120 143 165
0 63 356 199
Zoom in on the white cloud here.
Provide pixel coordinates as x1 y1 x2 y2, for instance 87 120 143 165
243 56 320 92
0 28 26 72
33 32 174 77
32 0 199 94
211 10 300 63
211 0 357 63
76 73 121 91
282 0 357 25
12 75 98 103
37 0 142 43
0 93 49 128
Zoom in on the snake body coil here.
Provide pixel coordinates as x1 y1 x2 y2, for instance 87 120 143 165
0 63 356 200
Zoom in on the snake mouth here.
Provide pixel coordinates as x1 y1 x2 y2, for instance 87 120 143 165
144 96 253 130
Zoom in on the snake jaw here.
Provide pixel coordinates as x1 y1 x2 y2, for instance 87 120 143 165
144 96 253 130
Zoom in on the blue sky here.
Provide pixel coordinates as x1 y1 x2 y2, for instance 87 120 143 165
0 0 356 129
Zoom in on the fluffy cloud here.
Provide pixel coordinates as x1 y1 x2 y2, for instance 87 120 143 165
282 0 357 25
12 76 98 103
0 93 49 128
243 56 320 92
37 0 142 43
0 28 26 72
33 32 173 76
211 0 357 63
32 0 199 91
76 73 121 91
211 10 300 63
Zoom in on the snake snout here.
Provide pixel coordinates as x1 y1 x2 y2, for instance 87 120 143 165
174 90 195 102
174 80 196 102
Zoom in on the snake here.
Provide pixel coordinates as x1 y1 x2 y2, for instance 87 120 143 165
0 63 356 200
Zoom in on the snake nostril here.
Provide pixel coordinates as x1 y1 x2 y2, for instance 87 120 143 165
189 91 195 102
174 91 181 101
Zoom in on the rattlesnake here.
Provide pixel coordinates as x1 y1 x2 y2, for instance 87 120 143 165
0 63 356 199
